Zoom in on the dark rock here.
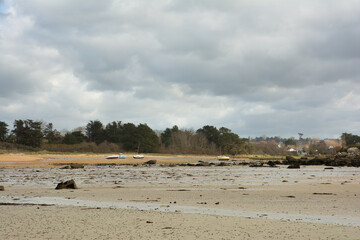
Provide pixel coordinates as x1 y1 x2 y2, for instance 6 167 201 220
284 156 300 165
144 160 157 165
0 185 4 191
197 161 210 166
55 179 78 190
60 165 71 169
324 167 334 170
287 163 300 169
70 163 84 169
267 161 277 167
217 162 230 166
285 156 297 161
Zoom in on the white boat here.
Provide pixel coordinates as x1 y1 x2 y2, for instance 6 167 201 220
133 154 144 159
105 153 127 159
217 155 230 161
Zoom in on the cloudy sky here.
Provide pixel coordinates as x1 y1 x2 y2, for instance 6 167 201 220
0 0 359 138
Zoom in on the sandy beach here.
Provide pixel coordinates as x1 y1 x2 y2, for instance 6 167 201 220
1 153 360 239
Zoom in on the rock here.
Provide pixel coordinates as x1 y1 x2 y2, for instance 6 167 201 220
267 161 277 167
287 163 300 169
347 147 360 155
339 152 348 157
70 163 84 169
324 167 334 170
144 160 157 165
284 156 300 165
0 185 4 191
285 156 297 161
197 161 210 166
249 162 263 167
60 165 71 169
55 179 78 190
217 162 229 166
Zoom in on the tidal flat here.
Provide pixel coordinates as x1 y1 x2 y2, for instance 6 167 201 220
0 154 359 239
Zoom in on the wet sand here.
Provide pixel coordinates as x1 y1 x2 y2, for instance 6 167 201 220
1 153 360 239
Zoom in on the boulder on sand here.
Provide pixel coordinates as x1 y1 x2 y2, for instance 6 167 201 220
144 160 157 165
287 163 300 169
0 185 4 191
55 179 78 190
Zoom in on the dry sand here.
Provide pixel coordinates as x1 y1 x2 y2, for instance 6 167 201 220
1 153 360 239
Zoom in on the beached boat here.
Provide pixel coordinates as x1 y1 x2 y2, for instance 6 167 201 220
105 153 127 159
133 154 144 159
217 155 230 161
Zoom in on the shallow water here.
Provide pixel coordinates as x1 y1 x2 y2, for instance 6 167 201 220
1 195 359 226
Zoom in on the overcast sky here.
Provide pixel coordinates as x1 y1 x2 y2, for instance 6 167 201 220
0 0 359 139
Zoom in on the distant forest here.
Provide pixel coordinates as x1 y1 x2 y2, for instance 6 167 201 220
0 120 359 155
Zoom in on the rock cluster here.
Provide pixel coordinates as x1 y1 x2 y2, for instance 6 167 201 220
283 147 360 167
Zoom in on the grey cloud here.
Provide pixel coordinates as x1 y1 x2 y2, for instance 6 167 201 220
0 0 359 137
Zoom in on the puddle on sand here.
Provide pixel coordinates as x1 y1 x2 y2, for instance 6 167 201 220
1 196 359 226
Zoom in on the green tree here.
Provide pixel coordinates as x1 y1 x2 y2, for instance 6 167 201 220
86 120 104 145
161 125 179 147
0 121 9 141
284 137 297 146
341 133 360 146
63 130 86 145
104 121 123 143
137 124 160 152
43 123 62 144
121 123 139 151
196 125 220 146
218 127 248 155
12 119 43 148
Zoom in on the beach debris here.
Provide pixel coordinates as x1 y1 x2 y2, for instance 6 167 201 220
144 160 157 165
0 185 4 191
55 179 78 190
215 202 220 205
146 221 153 223
324 167 334 170
313 192 334 195
163 227 173 229
282 195 296 198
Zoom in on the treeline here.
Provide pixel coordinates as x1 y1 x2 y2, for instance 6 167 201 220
1 120 358 155
0 120 251 155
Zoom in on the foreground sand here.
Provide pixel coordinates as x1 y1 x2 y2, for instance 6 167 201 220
2 204 360 240
1 153 360 239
